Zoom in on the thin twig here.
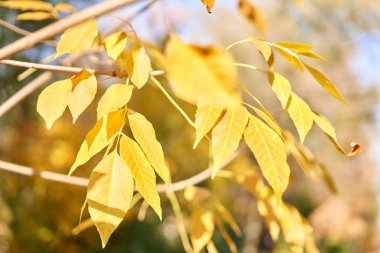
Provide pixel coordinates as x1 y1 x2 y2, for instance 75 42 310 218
0 152 238 191
0 0 143 59
0 19 57 47
0 59 164 77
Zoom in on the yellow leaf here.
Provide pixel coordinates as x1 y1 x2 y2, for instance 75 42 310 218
206 241 219 253
189 206 214 253
213 200 241 236
103 32 127 60
194 102 224 148
304 63 348 104
253 38 272 62
56 18 98 58
200 0 215 13
184 186 211 204
37 79 71 129
267 72 291 109
131 46 151 89
165 36 241 106
312 112 337 140
287 92 314 143
97 84 133 120
69 141 90 175
106 109 126 140
275 41 313 52
212 104 248 177
244 116 290 200
71 68 92 89
298 51 326 61
87 152 134 247
16 12 55 21
54 3 75 13
68 74 97 123
128 111 170 183
238 0 266 32
0 1 52 11
214 215 238 253
120 135 162 219
257 198 280 240
250 106 282 136
274 45 304 71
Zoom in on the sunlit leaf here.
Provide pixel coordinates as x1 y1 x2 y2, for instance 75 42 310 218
244 115 290 200
128 111 170 183
87 152 134 247
131 46 151 89
120 135 162 219
16 12 55 21
97 84 133 120
56 18 98 57
184 186 211 204
165 36 241 106
287 92 314 143
189 206 214 253
268 72 291 109
37 79 71 129
194 102 224 148
238 0 266 32
54 3 76 13
304 63 348 104
212 104 248 177
275 41 313 52
298 51 326 60
68 72 97 123
213 200 241 236
106 109 126 140
0 1 52 11
313 112 337 140
104 32 127 60
274 45 304 71
200 0 215 13
253 38 272 62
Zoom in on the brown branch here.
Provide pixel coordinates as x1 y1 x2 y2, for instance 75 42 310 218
0 0 142 60
0 152 238 192
0 59 165 77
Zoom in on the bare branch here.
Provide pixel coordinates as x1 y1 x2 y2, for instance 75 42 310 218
0 0 142 59
0 59 165 77
0 152 238 192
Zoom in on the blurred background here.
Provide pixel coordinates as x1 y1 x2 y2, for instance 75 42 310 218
0 0 379 252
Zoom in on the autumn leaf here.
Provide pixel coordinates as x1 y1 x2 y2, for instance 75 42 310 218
16 12 55 21
97 84 133 120
165 36 241 106
120 135 162 219
313 112 337 140
104 32 127 60
131 46 151 89
0 1 52 11
274 45 304 71
128 111 170 183
275 41 313 52
212 104 248 177
238 0 266 32
190 206 215 253
304 63 348 104
194 102 224 148
56 18 98 57
267 72 291 109
54 3 76 13
87 151 134 247
37 79 72 129
253 38 272 62
244 115 290 200
200 0 215 13
184 186 211 204
287 92 314 143
68 72 97 123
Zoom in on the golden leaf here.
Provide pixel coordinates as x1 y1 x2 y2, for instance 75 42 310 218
0 1 52 11
87 152 134 247
213 200 241 236
304 63 348 104
200 0 215 13
253 38 272 62
103 32 127 60
128 111 170 183
68 74 97 123
97 84 133 120
238 0 266 32
267 72 291 109
212 104 248 177
54 3 76 13
275 41 313 52
56 18 98 57
120 135 162 219
274 45 304 71
106 109 126 140
313 112 337 140
287 92 314 143
131 46 151 89
37 79 71 129
206 241 219 253
189 206 215 253
165 36 240 106
244 116 290 200
298 51 326 61
194 102 224 148
184 186 211 204
16 12 55 21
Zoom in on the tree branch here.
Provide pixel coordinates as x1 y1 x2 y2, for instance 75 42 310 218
0 0 142 59
0 59 165 77
0 152 238 192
